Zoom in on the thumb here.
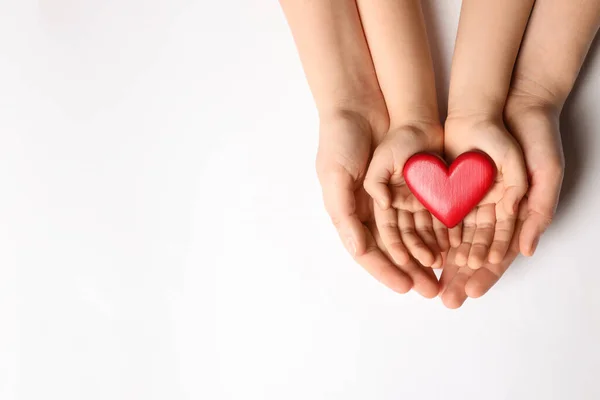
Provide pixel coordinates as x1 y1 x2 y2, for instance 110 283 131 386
363 147 394 210
318 165 366 257
519 167 563 256
500 149 529 217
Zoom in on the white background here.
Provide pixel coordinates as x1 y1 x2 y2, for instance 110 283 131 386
1 1 600 399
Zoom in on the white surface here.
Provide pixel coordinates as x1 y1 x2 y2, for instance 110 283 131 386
1 1 600 399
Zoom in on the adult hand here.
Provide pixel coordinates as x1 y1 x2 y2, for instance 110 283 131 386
502 0 600 256
504 95 564 257
439 86 565 309
316 111 439 298
280 0 438 296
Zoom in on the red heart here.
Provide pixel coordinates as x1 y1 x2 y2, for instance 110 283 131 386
403 151 496 228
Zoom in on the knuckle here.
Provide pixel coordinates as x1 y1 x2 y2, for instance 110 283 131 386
380 220 399 230
463 223 477 231
541 214 554 228
362 177 377 194
471 242 490 251
316 165 345 187
475 222 495 231
529 210 554 230
399 227 417 237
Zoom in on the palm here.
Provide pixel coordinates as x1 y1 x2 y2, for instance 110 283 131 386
317 115 439 298
364 125 447 268
439 197 528 308
444 120 528 269
389 179 427 212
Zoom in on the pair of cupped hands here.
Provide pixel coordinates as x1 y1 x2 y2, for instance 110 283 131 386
317 95 563 308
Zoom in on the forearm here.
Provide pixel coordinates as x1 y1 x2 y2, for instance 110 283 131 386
507 0 600 112
279 0 387 129
356 0 439 129
448 0 535 119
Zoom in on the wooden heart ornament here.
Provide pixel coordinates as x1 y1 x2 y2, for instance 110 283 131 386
403 151 496 228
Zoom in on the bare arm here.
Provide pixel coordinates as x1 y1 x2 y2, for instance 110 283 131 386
439 0 535 294
504 0 600 256
279 0 387 127
280 0 423 294
447 0 536 118
508 0 600 110
356 0 439 128
440 0 600 308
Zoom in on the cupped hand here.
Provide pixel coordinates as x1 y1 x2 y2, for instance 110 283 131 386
439 198 530 308
316 111 439 298
505 91 565 257
363 123 448 268
444 117 529 270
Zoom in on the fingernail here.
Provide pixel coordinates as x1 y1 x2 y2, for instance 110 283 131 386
345 237 357 257
530 236 540 255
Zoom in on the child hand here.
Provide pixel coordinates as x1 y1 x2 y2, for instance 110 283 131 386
364 123 447 268
439 200 525 308
444 117 528 269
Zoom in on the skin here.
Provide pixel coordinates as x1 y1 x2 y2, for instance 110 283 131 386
281 0 600 307
359 0 447 269
505 0 600 257
444 0 534 273
441 0 600 309
279 0 439 298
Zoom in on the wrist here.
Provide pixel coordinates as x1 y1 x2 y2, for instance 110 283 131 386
505 74 566 118
447 91 506 125
318 98 390 141
445 109 504 138
390 109 443 138
504 90 561 144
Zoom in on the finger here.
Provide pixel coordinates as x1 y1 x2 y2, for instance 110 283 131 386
441 270 471 309
499 149 529 217
398 257 440 299
454 211 477 267
465 208 524 298
520 213 551 256
370 220 437 297
466 241 519 298
519 170 560 256
518 158 563 257
398 210 435 267
448 223 463 248
319 166 367 256
357 223 413 294
488 203 517 264
433 217 450 252
467 204 496 269
374 204 410 265
414 210 443 268
519 196 551 255
439 247 460 294
364 146 394 209
440 251 474 309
